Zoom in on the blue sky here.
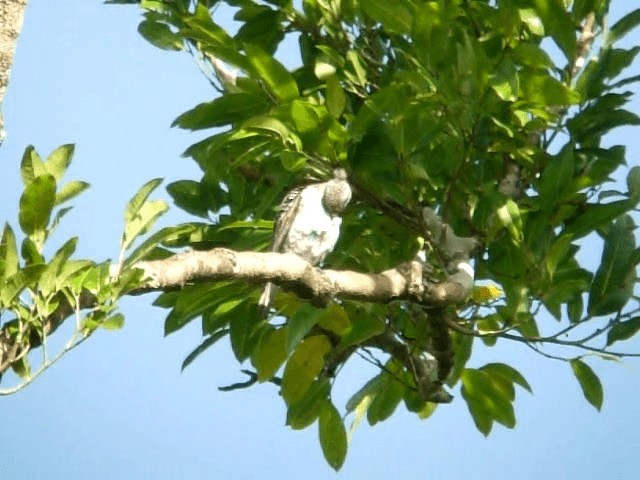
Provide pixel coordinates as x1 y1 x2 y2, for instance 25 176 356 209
0 1 639 478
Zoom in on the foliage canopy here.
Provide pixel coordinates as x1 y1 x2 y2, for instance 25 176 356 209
2 0 640 469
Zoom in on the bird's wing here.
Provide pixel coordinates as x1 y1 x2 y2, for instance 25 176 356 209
271 185 305 252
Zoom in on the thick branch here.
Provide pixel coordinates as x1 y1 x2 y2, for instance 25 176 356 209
0 248 472 374
0 0 28 142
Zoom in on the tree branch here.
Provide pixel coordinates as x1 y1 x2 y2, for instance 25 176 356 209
0 248 473 375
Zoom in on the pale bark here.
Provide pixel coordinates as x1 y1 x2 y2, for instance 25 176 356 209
0 0 28 143
0 247 474 375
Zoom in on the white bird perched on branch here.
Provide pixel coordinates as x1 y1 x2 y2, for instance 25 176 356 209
259 168 352 315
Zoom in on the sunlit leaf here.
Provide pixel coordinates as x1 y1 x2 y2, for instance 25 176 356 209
570 358 603 411
318 400 347 471
281 335 331 405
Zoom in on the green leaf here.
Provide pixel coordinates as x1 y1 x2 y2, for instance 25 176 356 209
166 180 208 218
11 356 31 379
532 0 576 61
346 373 385 413
55 180 90 206
360 0 413 34
326 75 346 118
122 199 169 251
163 284 227 335
125 224 199 267
234 7 284 54
138 20 183 51
569 108 640 145
480 363 533 393
318 401 348 471
244 43 298 101
495 199 523 245
125 178 163 221
520 70 580 106
172 93 271 130
537 146 574 211
366 371 404 425
251 327 288 381
286 378 330 430
280 151 307 171
447 331 473 386
511 43 554 70
608 8 640 45
19 174 56 235
228 303 261 362
588 215 636 316
461 368 516 433
606 316 640 347
56 259 94 290
570 358 603 411
20 145 46 185
39 237 78 296
564 200 637 239
0 223 19 281
181 329 229 371
1 265 46 305
45 144 75 181
339 310 385 347
317 303 351 336
102 313 125 331
627 166 640 197
281 335 331 405
285 305 324 353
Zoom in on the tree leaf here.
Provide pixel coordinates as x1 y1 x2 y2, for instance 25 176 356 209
244 43 298 101
45 144 75 181
588 215 636 316
251 326 288 381
537 146 574 211
286 378 330 430
366 371 404 426
39 237 78 296
360 0 413 34
607 317 640 346
520 70 581 105
317 303 351 336
281 335 331 405
125 178 163 223
124 224 200 267
0 223 19 281
20 145 46 185
182 329 229 371
532 0 576 61
345 373 385 413
166 180 208 218
318 400 348 471
285 305 324 353
138 19 183 51
102 313 126 331
495 199 523 245
228 303 261 362
570 358 603 411
55 180 90 206
172 93 271 130
564 200 636 239
19 174 56 235
480 363 533 393
122 199 169 251
608 8 640 45
326 75 346 118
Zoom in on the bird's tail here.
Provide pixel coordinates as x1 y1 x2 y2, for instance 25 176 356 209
258 282 274 317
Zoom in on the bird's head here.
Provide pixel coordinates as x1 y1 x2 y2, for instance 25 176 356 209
322 168 352 216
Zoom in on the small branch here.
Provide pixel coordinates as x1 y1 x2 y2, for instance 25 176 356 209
366 329 453 403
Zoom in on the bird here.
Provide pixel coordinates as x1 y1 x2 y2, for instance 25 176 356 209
258 168 352 315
